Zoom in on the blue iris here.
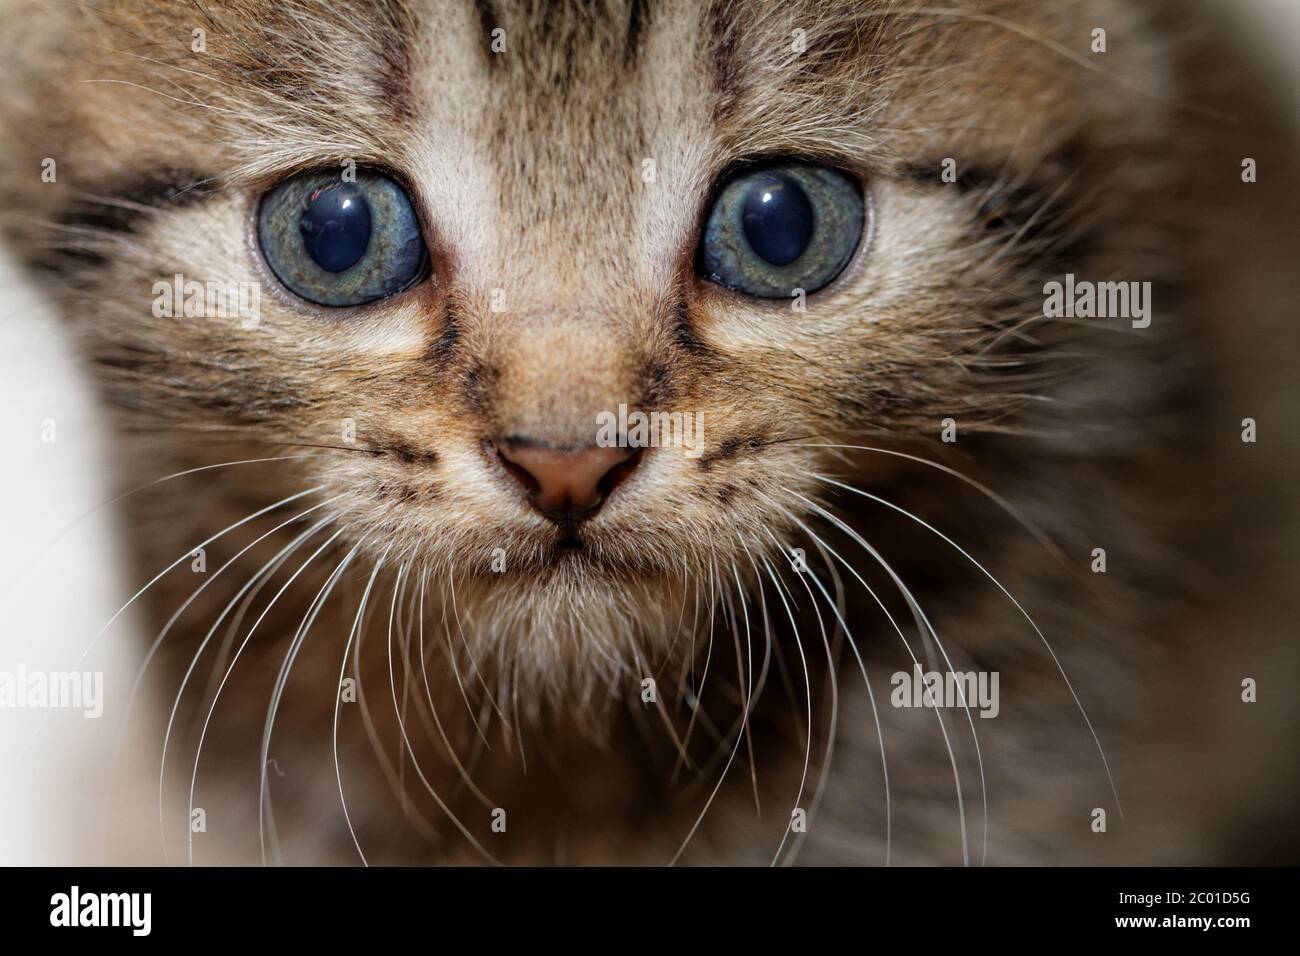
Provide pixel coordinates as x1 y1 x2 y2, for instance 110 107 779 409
258 169 429 307
741 174 814 266
299 184 372 273
698 161 864 299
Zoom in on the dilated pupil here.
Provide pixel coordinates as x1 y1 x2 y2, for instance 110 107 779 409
741 174 815 266
299 184 372 273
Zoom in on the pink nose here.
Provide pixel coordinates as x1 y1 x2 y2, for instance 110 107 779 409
493 439 641 524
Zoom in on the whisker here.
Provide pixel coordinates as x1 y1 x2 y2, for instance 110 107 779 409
738 540 779 816
104 492 340 856
628 643 694 776
67 486 324 681
673 555 720 783
760 526 840 868
731 558 763 816
857 6 1205 110
785 526 892 866
416 564 496 809
756 551 813 868
856 541 987 865
386 564 501 865
334 546 392 866
187 521 344 865
791 442 1063 561
259 535 365 866
738 536 803 756
668 556 758 865
395 567 420 817
9 455 313 597
195 525 324 718
156 507 332 860
442 568 491 747
651 556 696 681
813 474 1122 817
780 495 975 866
352 562 441 844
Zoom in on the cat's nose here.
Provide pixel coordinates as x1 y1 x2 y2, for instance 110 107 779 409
491 438 641 525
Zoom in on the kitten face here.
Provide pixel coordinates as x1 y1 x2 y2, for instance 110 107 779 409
0 0 1168 694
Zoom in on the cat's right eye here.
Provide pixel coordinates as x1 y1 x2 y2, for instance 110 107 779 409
697 160 865 299
257 169 429 307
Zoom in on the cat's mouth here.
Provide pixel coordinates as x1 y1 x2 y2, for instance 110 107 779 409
554 531 586 552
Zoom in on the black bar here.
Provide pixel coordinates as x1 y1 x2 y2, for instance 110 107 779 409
1 866 1285 941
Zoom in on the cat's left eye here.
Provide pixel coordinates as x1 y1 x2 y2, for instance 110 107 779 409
697 160 864 299
257 169 428 307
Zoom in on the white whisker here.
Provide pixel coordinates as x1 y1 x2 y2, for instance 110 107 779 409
105 492 340 859
188 521 344 865
763 527 841 868
72 486 325 679
783 496 976 866
793 442 1063 561
259 536 365 866
387 564 501 865
668 555 758 865
673 555 720 783
795 528 892 865
157 511 332 860
351 562 440 843
416 564 496 808
334 546 392 866
814 474 1122 818
756 551 813 868
9 456 314 601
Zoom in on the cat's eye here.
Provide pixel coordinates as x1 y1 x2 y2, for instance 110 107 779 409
698 161 864 298
257 169 428 307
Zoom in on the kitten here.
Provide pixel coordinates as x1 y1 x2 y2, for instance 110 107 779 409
0 0 1296 865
